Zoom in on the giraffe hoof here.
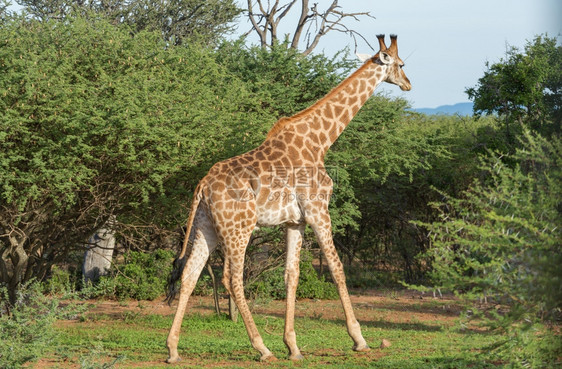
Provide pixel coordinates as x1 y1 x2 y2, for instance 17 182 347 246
352 344 370 352
260 353 277 362
289 353 304 361
166 356 181 364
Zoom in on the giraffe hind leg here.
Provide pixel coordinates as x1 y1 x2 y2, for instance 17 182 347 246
166 213 218 363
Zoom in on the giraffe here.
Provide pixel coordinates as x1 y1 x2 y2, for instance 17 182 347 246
165 34 411 363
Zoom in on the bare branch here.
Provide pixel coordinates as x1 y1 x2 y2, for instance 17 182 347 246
247 0 267 47
244 0 375 54
290 0 308 49
277 0 297 20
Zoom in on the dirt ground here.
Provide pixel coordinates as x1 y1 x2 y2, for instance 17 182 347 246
85 289 462 324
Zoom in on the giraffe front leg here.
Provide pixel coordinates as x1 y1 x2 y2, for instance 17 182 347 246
308 218 369 352
283 224 305 360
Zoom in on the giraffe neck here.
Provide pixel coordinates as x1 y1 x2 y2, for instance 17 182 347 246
265 60 386 160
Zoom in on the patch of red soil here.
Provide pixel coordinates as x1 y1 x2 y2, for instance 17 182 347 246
62 290 462 328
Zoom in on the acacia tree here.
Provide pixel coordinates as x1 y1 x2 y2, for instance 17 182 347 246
1 0 11 18
215 39 355 121
418 131 561 365
244 0 375 55
16 0 241 46
0 15 259 303
466 35 561 141
124 0 241 46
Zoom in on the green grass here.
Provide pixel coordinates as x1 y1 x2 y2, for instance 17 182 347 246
37 295 510 368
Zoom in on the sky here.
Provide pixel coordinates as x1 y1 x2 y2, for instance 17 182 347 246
235 0 562 108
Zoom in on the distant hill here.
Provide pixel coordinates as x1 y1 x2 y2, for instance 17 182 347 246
413 102 474 116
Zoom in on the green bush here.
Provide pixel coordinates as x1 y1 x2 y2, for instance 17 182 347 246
0 281 85 368
492 324 562 369
248 250 338 300
82 248 335 301
43 265 75 295
78 342 124 369
192 273 216 296
417 130 561 366
216 40 354 120
0 14 262 294
296 252 338 300
329 101 496 282
344 267 401 289
89 250 175 300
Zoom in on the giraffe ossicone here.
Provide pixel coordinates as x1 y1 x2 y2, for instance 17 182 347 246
165 34 411 363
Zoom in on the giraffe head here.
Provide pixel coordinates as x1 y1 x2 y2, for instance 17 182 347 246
375 34 411 91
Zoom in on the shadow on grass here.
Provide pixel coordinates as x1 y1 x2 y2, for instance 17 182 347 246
364 319 443 332
353 299 463 318
375 356 503 369
315 316 445 333
164 348 502 369
242 308 493 336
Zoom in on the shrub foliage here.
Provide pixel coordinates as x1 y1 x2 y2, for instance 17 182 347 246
247 250 338 300
0 281 85 368
0 15 259 300
421 131 561 319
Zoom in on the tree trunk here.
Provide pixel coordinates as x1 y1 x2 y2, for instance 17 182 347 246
228 295 239 322
83 216 116 283
3 235 29 305
206 263 221 316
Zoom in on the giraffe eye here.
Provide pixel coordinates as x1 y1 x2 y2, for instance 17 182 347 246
399 64 405 69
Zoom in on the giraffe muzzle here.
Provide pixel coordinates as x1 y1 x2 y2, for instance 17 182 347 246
400 83 412 91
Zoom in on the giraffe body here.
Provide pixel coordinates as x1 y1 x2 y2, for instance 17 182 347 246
166 34 411 363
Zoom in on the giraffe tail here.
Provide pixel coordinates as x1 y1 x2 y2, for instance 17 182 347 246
166 183 203 305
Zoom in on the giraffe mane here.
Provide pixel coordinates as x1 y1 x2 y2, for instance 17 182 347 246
264 59 377 140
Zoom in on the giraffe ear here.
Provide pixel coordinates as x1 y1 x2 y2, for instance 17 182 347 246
355 53 372 62
379 51 394 65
